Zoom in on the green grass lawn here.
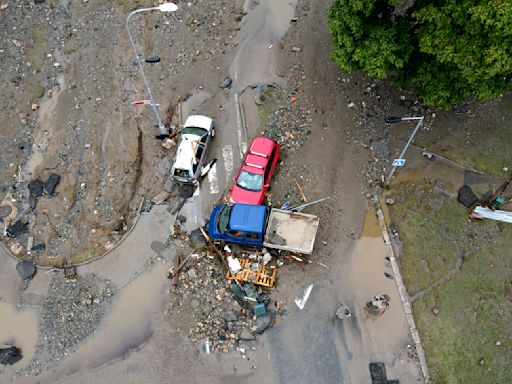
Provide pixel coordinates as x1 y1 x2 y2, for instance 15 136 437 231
390 183 512 383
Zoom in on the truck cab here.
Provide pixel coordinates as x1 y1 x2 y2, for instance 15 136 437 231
208 204 267 247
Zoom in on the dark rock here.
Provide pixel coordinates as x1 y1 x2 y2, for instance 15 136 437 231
457 185 478 208
31 243 45 252
255 313 272 334
34 0 46 3
177 215 187 223
6 221 28 238
219 76 232 89
221 310 238 322
16 261 36 280
0 346 22 365
177 183 194 198
29 194 38 210
145 56 160 63
44 173 61 195
189 228 207 249
28 180 44 198
257 293 271 306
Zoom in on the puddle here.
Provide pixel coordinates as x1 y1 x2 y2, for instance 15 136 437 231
230 0 298 92
46 262 169 377
0 301 38 368
360 205 381 238
21 72 66 181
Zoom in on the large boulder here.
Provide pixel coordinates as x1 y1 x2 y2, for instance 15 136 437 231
16 261 36 280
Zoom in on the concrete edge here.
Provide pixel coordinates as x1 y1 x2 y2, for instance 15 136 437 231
376 205 430 384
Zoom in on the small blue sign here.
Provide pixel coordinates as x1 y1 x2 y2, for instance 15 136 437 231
392 159 406 167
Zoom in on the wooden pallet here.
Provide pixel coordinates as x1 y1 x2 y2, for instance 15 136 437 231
226 258 276 288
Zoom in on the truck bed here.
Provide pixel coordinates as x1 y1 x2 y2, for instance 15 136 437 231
263 208 319 254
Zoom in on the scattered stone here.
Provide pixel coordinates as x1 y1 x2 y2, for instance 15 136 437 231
44 173 61 195
187 269 197 279
291 46 302 52
189 228 207 249
385 198 395 205
16 261 36 280
457 185 478 208
432 308 439 316
6 221 28 238
0 204 12 218
190 299 200 308
231 300 242 314
0 346 22 365
161 138 176 149
222 310 238 322
255 313 272 334
152 191 170 205
28 180 44 198
10 243 23 255
31 243 45 252
219 76 232 89
262 253 272 265
177 215 187 223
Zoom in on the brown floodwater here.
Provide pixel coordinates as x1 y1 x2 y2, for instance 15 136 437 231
0 301 38 368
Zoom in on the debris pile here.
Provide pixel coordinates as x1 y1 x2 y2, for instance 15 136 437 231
167 248 280 353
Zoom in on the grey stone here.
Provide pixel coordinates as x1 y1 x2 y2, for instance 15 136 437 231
16 261 36 280
44 173 61 196
255 314 272 334
191 299 200 308
219 76 232 89
231 300 242 314
221 310 238 322
7 221 28 238
0 346 22 365
28 180 44 198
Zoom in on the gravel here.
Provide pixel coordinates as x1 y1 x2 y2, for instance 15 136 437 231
19 273 117 375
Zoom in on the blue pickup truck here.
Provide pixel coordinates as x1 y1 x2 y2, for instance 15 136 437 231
208 204 319 254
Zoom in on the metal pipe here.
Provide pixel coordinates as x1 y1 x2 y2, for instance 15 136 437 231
126 7 168 137
386 116 425 183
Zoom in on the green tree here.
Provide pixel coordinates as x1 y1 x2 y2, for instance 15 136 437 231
328 0 512 108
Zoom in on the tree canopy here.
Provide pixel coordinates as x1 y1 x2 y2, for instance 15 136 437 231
328 0 512 108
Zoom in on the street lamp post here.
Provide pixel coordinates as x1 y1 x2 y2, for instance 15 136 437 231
385 115 425 184
125 3 178 138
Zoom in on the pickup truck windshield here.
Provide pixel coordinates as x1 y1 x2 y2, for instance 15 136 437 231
236 170 263 191
218 205 233 233
182 127 208 136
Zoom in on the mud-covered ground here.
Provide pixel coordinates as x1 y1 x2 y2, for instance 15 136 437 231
1 0 511 383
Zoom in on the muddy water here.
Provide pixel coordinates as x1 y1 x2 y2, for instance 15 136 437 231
33 262 169 381
339 206 422 382
21 72 66 180
0 301 38 368
230 0 298 92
